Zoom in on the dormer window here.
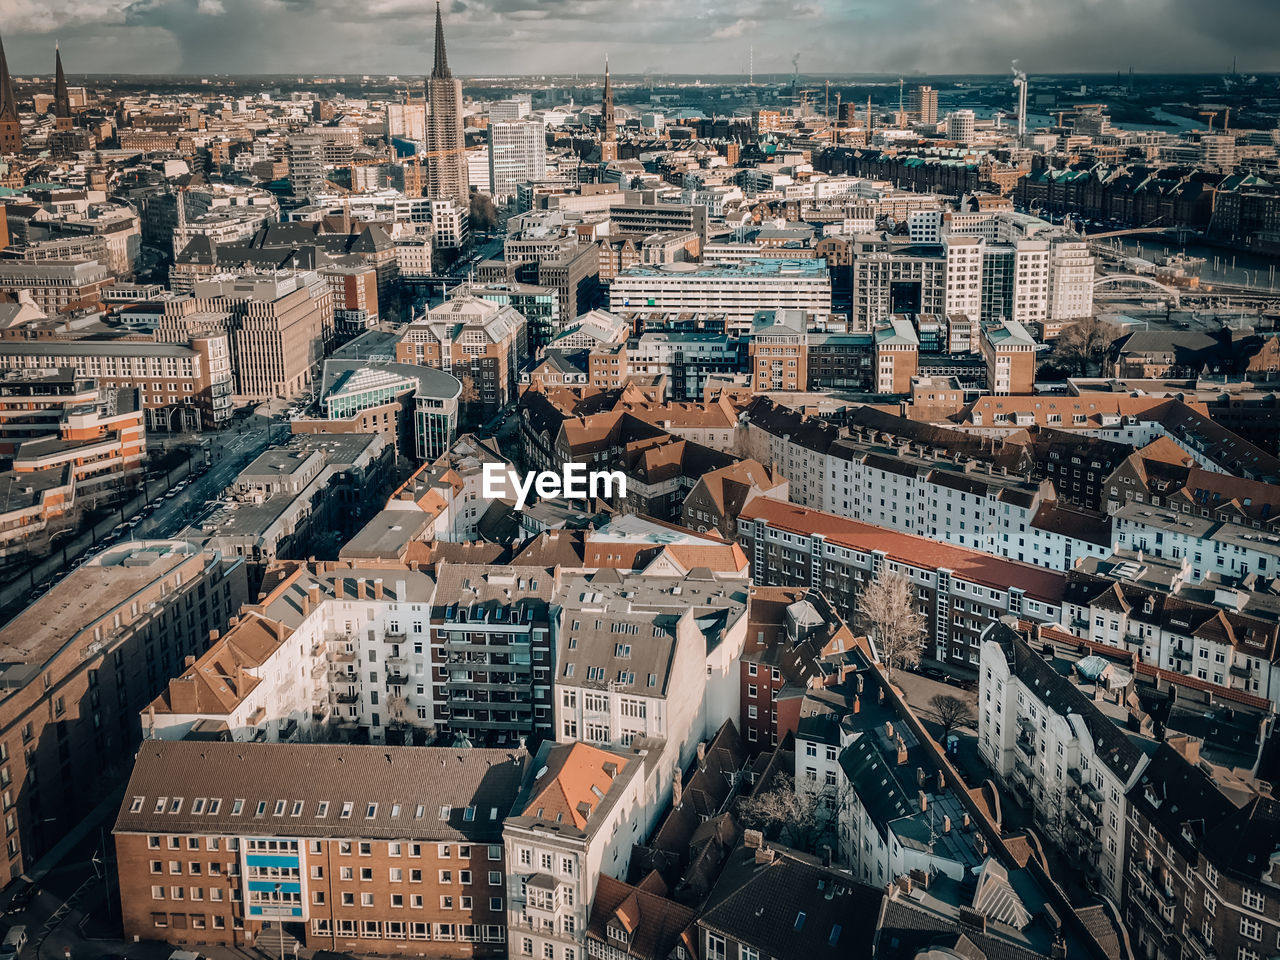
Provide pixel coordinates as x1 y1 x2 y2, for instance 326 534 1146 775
607 924 629 943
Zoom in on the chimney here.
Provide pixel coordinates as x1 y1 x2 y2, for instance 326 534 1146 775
962 811 971 829
852 696 860 714
916 767 926 787
896 737 908 765
373 578 384 600
821 844 832 867
885 721 895 740
335 577 345 600
743 829 763 850
754 846 776 865
672 769 683 808
942 815 951 834
918 790 927 812
357 578 367 600
309 583 322 607
208 629 220 644
300 594 310 617
937 771 945 790
183 655 195 669
1050 939 1067 960
696 741 706 766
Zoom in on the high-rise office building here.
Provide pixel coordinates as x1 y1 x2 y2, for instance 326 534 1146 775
426 2 469 206
946 109 975 142
910 84 938 124
0 32 20 154
488 120 546 201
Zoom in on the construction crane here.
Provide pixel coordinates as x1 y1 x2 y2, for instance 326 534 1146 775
1223 106 1231 131
1199 110 1218 132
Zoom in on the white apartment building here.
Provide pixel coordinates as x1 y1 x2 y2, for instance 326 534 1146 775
143 565 439 744
609 260 831 321
553 572 748 803
503 741 661 960
979 620 1148 902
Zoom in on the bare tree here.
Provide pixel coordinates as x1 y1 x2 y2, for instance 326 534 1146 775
458 374 480 424
856 569 925 680
1051 316 1123 377
736 773 824 852
930 693 976 740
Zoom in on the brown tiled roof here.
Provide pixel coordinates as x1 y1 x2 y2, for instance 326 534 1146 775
114 740 528 842
586 875 698 960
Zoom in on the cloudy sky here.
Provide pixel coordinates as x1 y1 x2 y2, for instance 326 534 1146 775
3 0 1279 77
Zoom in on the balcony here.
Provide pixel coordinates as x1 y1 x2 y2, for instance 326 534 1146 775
312 706 330 724
1013 757 1033 780
311 640 328 657
1015 735 1036 758
384 632 407 643
387 654 408 668
331 667 358 683
329 648 356 664
386 673 409 686
334 692 359 705
310 660 329 679
1066 767 1084 788
1171 647 1191 662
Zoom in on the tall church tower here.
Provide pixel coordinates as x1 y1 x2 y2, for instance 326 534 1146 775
0 33 21 155
599 57 617 162
53 43 72 131
425 2 469 206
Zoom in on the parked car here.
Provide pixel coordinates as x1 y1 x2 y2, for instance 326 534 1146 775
3 880 34 916
1 924 28 958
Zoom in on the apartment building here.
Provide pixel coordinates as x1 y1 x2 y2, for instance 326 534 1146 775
113 740 527 954
396 296 528 420
0 335 234 431
504 739 662 960
979 620 1147 901
625 330 740 400
0 259 112 315
1124 741 1280 960
554 571 749 802
747 309 807 392
0 540 247 876
796 664 988 887
609 260 831 325
1063 553 1280 704
980 319 1037 395
739 588 856 751
737 497 1069 669
430 564 560 745
741 400 1113 571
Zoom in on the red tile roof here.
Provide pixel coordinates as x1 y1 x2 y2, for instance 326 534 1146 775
739 497 1068 603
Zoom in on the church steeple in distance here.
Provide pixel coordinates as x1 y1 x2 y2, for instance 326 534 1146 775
599 55 617 162
431 1 452 80
424 1 468 206
0 31 21 154
54 42 73 129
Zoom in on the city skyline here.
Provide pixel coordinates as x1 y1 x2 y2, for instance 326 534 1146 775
3 0 1280 77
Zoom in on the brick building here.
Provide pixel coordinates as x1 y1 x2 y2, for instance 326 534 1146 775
113 740 528 953
0 541 247 877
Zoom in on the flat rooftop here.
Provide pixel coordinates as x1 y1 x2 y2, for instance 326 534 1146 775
0 541 203 673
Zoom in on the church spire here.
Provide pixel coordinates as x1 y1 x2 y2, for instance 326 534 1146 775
431 1 452 80
54 43 71 120
0 31 22 154
0 32 18 122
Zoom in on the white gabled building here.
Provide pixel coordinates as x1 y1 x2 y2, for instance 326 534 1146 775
978 619 1148 903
